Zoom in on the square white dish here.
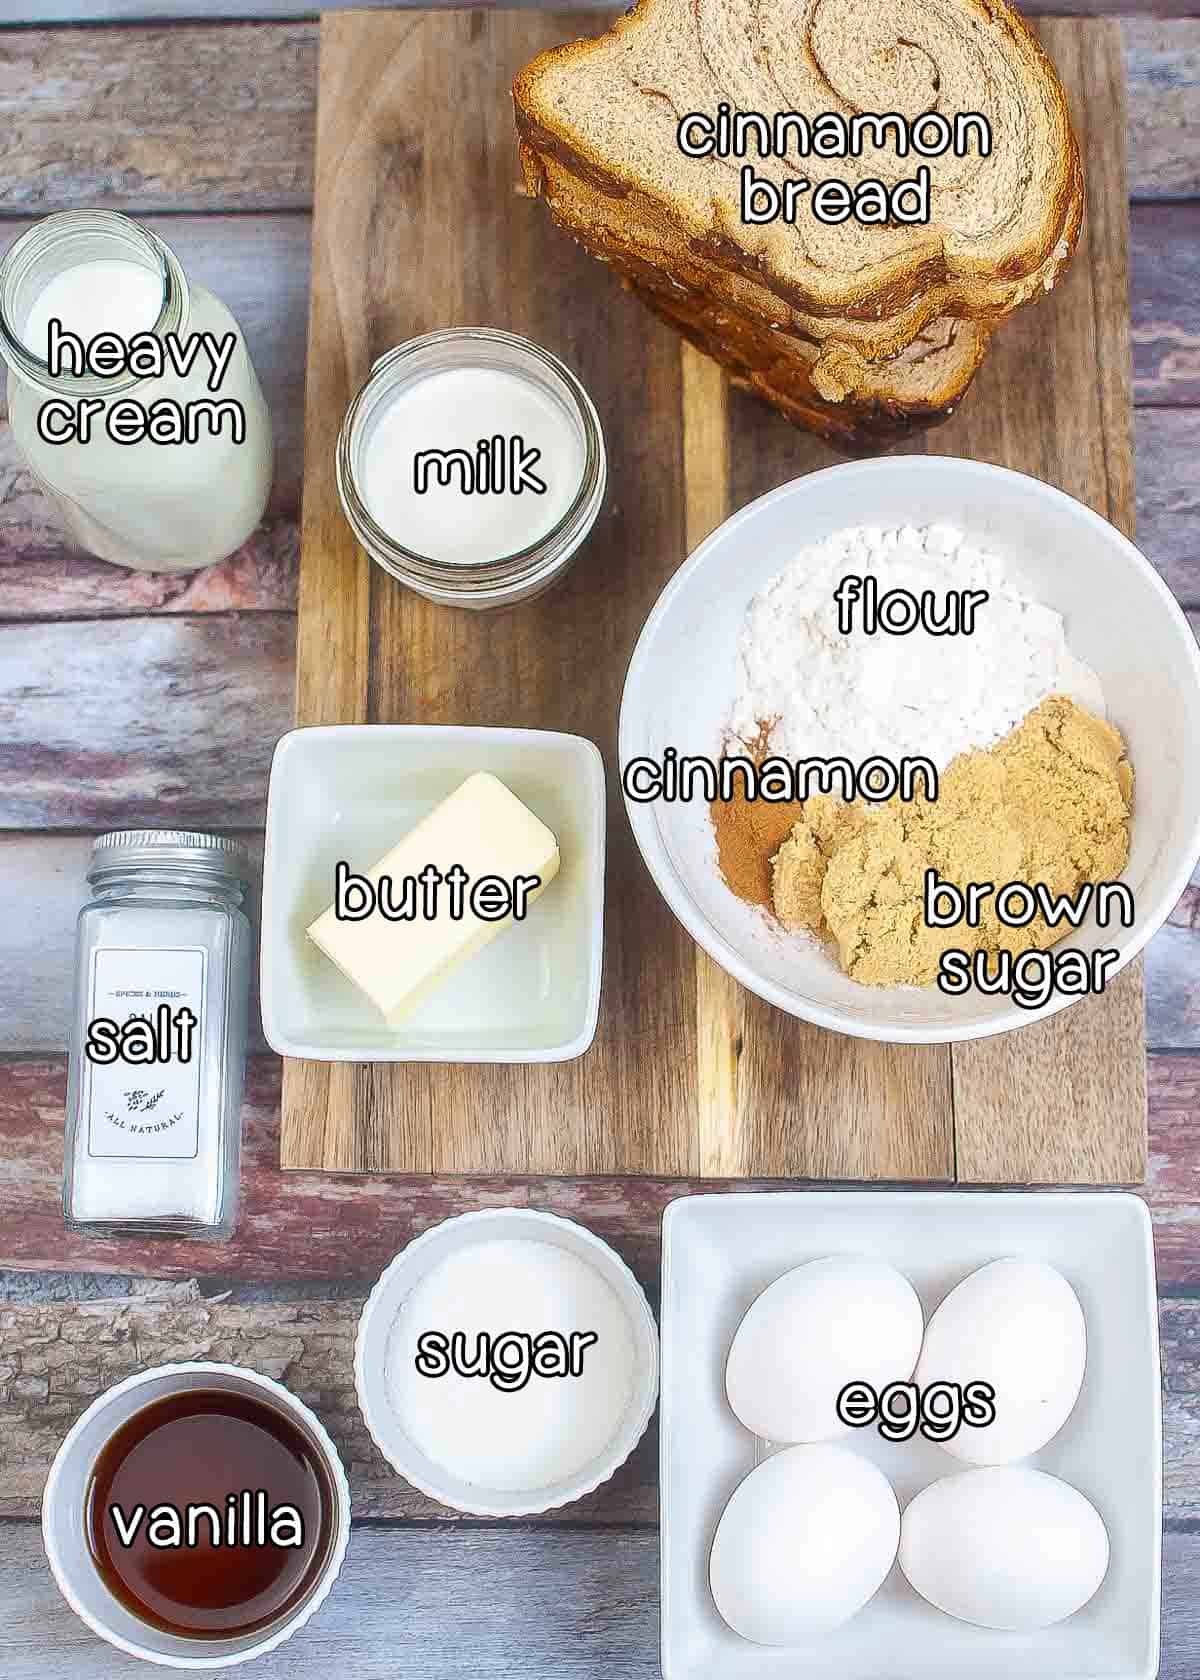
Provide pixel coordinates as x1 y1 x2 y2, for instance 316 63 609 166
260 725 605 1061
661 1191 1161 1680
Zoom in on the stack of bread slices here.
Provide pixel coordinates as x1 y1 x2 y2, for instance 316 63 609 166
514 0 1083 452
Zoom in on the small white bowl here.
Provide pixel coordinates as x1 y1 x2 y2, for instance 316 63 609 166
620 458 1200 1043
42 1362 351 1669
260 725 605 1061
354 1208 659 1516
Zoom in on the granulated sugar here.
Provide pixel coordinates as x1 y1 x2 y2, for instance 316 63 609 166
386 1238 635 1494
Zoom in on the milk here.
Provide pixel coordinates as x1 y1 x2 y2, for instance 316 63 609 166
359 365 586 565
2 226 273 574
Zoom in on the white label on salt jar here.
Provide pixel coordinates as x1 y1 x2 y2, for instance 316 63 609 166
83 947 206 1160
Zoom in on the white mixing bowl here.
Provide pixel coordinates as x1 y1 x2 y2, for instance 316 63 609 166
619 458 1200 1043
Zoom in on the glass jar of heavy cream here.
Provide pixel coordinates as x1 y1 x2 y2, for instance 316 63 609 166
336 328 606 608
0 210 273 572
63 831 252 1239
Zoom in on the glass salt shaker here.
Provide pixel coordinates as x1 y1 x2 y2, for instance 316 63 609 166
63 831 253 1239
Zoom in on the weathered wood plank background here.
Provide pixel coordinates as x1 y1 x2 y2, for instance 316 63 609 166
2 0 1198 19
1 1522 1198 1680
1 2 1198 1674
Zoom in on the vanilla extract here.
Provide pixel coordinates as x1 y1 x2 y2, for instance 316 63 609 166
107 1490 305 1551
86 1389 335 1638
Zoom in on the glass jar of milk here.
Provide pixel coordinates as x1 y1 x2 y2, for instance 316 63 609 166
336 328 606 608
0 210 272 573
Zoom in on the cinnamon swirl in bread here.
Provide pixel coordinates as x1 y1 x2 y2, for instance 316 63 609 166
514 0 1082 448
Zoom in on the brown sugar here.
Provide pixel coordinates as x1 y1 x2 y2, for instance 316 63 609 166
717 696 1133 989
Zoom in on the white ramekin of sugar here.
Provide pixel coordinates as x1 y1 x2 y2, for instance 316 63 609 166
355 1207 659 1516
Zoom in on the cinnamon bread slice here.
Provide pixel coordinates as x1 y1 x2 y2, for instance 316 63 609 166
633 280 985 449
617 255 989 449
515 0 1082 327
523 139 1000 385
520 136 991 446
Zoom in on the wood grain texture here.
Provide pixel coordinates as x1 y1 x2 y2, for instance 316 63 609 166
1150 1054 1200 1288
2 1284 1200 1525
30 10 1108 1186
1 204 1196 622
1148 863 1200 1050
934 20 1145 1185
0 615 292 828
0 1290 656 1523
0 1523 664 1679
283 8 962 1181
681 347 744 1177
0 213 310 514
6 397 1200 623
6 0 508 21
9 1052 1200 1286
952 968 1148 1185
0 495 297 620
0 20 1190 217
723 407 957 1185
6 0 1195 22
717 19 1145 1187
1137 416 1200 611
0 836 268 1056
285 8 701 1177
680 349 955 1182
1132 204 1200 407
277 2 376 1224
3 275 1198 625
1124 20 1200 201
0 24 316 215
2 1518 1198 1680
0 213 307 619
0 6 1194 1675
3 822 1192 1060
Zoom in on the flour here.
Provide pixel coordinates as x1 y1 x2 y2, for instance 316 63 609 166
729 522 1104 769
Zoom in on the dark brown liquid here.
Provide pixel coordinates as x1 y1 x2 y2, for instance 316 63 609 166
86 1389 335 1639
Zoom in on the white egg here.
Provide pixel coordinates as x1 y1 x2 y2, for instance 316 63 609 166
914 1258 1086 1463
900 1467 1109 1630
710 1444 900 1643
726 1256 924 1442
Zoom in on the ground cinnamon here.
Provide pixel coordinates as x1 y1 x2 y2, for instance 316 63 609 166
710 722 802 905
711 789 804 907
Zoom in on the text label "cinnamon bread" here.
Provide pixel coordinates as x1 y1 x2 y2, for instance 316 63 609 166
677 105 994 227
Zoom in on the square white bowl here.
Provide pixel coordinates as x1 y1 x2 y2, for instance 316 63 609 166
661 1191 1161 1680
260 725 605 1061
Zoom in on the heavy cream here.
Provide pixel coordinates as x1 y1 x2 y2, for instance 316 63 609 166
0 213 273 573
22 258 163 355
358 364 586 565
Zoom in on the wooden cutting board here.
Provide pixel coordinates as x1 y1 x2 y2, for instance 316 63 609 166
282 7 1146 1182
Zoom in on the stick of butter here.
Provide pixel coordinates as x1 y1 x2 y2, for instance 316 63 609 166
306 771 560 1025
